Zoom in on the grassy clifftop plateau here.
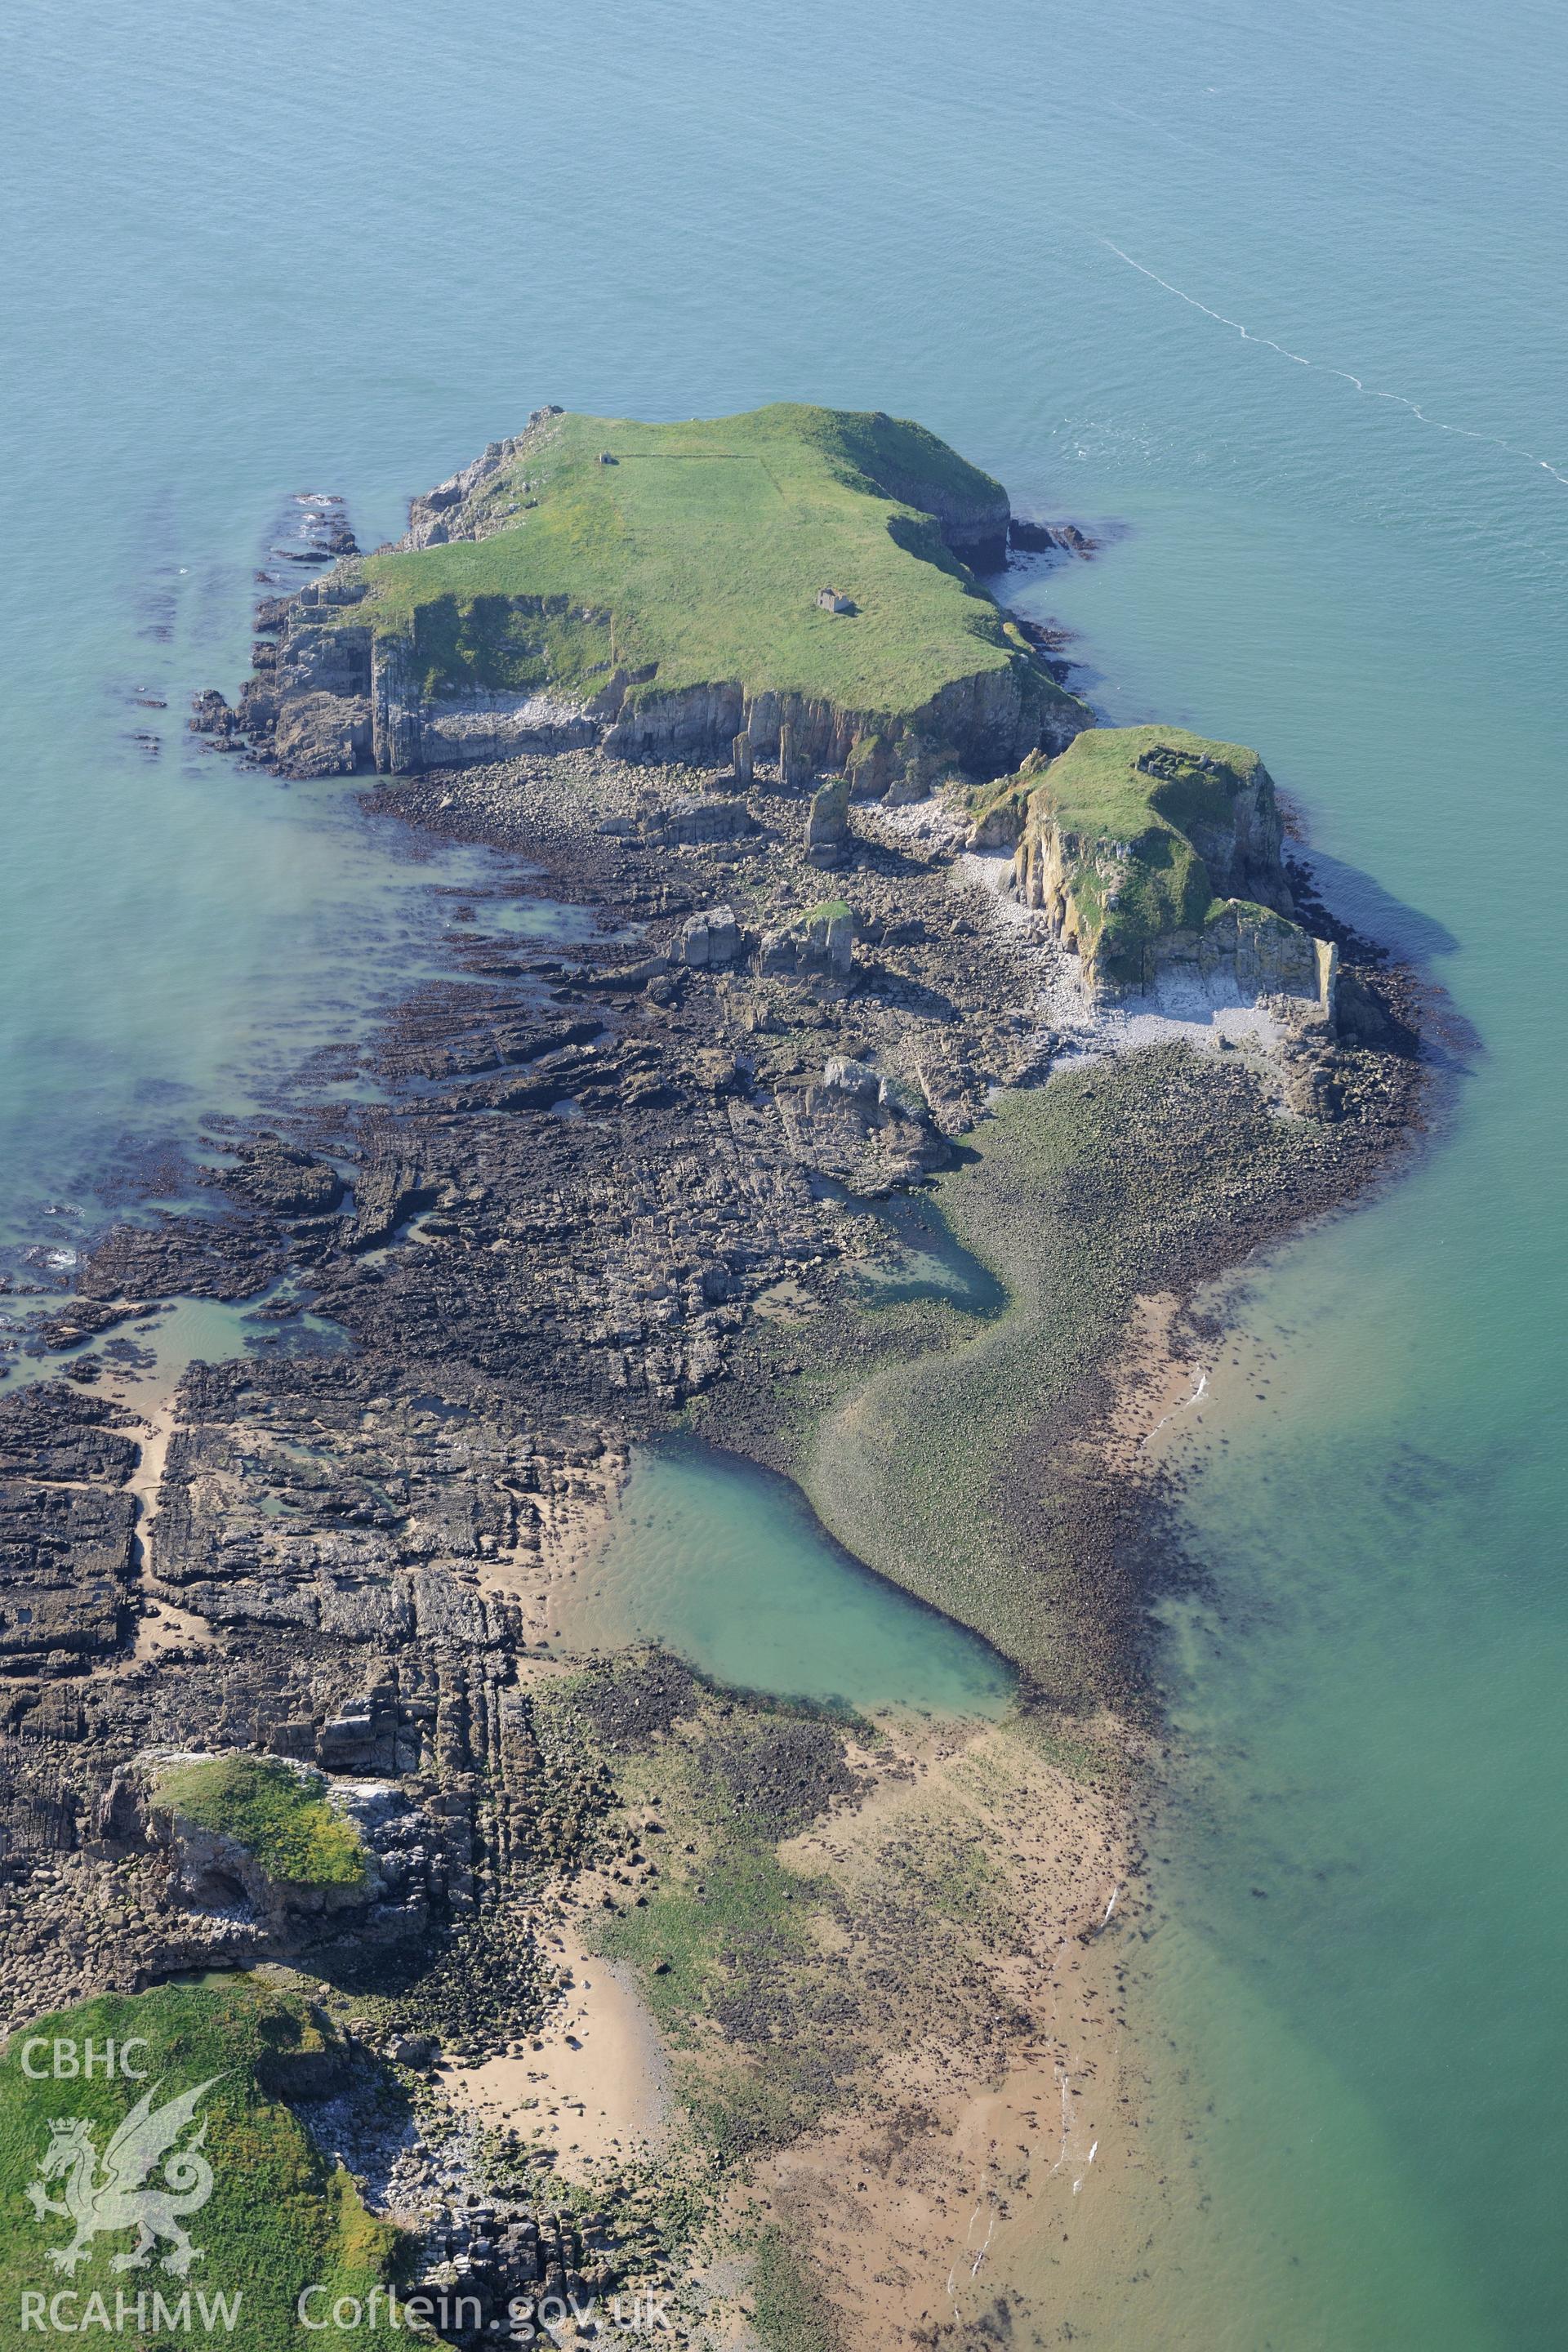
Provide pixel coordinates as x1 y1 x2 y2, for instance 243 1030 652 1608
355 405 1015 705
292 404 1087 775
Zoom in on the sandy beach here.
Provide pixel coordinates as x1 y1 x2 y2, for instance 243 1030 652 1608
439 1918 673 2180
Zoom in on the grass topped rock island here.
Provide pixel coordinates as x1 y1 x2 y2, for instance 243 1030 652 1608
972 723 1337 1010
203 403 1090 786
0 1983 408 2350
0 404 1432 2352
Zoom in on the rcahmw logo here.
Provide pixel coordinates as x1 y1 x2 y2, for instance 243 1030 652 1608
13 2047 240 2334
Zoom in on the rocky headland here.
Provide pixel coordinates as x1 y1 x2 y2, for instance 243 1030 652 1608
0 408 1427 2350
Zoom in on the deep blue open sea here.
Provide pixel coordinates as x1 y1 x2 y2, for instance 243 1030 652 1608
5 2 1565 2341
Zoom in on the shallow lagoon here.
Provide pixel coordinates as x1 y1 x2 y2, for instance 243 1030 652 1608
555 1440 1016 1720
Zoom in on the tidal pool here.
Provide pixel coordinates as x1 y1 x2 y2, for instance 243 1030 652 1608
849 1188 1005 1316
0 1286 349 1396
555 1440 1015 1718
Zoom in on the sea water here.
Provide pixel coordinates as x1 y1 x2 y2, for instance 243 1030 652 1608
554 1441 1015 1719
6 0 1565 2340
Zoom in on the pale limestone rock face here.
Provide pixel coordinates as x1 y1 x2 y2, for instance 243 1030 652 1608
967 797 1027 850
418 693 597 766
822 1056 880 1100
1006 742 1334 1018
679 906 741 969
1141 902 1323 1004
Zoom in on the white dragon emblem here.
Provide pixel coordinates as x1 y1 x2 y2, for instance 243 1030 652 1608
25 2078 220 2277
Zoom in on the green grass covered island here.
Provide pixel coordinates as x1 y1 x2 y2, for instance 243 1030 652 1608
257 403 1091 780
248 408 1336 1013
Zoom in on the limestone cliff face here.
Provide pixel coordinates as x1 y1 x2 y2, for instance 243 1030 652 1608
248 572 375 777
593 658 1079 782
1001 729 1336 1015
370 632 596 768
249 568 1084 786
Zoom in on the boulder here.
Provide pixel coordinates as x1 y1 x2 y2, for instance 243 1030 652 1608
760 900 855 979
804 900 855 976
679 906 741 968
657 797 755 847
822 1056 880 1101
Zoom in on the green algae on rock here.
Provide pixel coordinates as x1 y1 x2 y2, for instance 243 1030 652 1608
698 1030 1419 1707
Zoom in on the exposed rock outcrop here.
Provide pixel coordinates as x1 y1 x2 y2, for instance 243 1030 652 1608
777 1058 943 1192
1009 517 1098 557
403 408 563 550
147 1766 381 1931
805 773 851 863
678 906 741 968
760 900 856 979
998 726 1337 1016
222 1138 345 1218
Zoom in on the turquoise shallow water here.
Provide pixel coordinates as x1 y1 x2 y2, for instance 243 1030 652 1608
555 1442 1015 1719
5 0 1566 2341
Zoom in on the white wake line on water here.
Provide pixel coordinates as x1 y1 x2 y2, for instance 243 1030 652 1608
1098 238 1568 489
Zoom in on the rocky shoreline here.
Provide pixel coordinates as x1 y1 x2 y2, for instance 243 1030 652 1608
0 466 1430 2346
